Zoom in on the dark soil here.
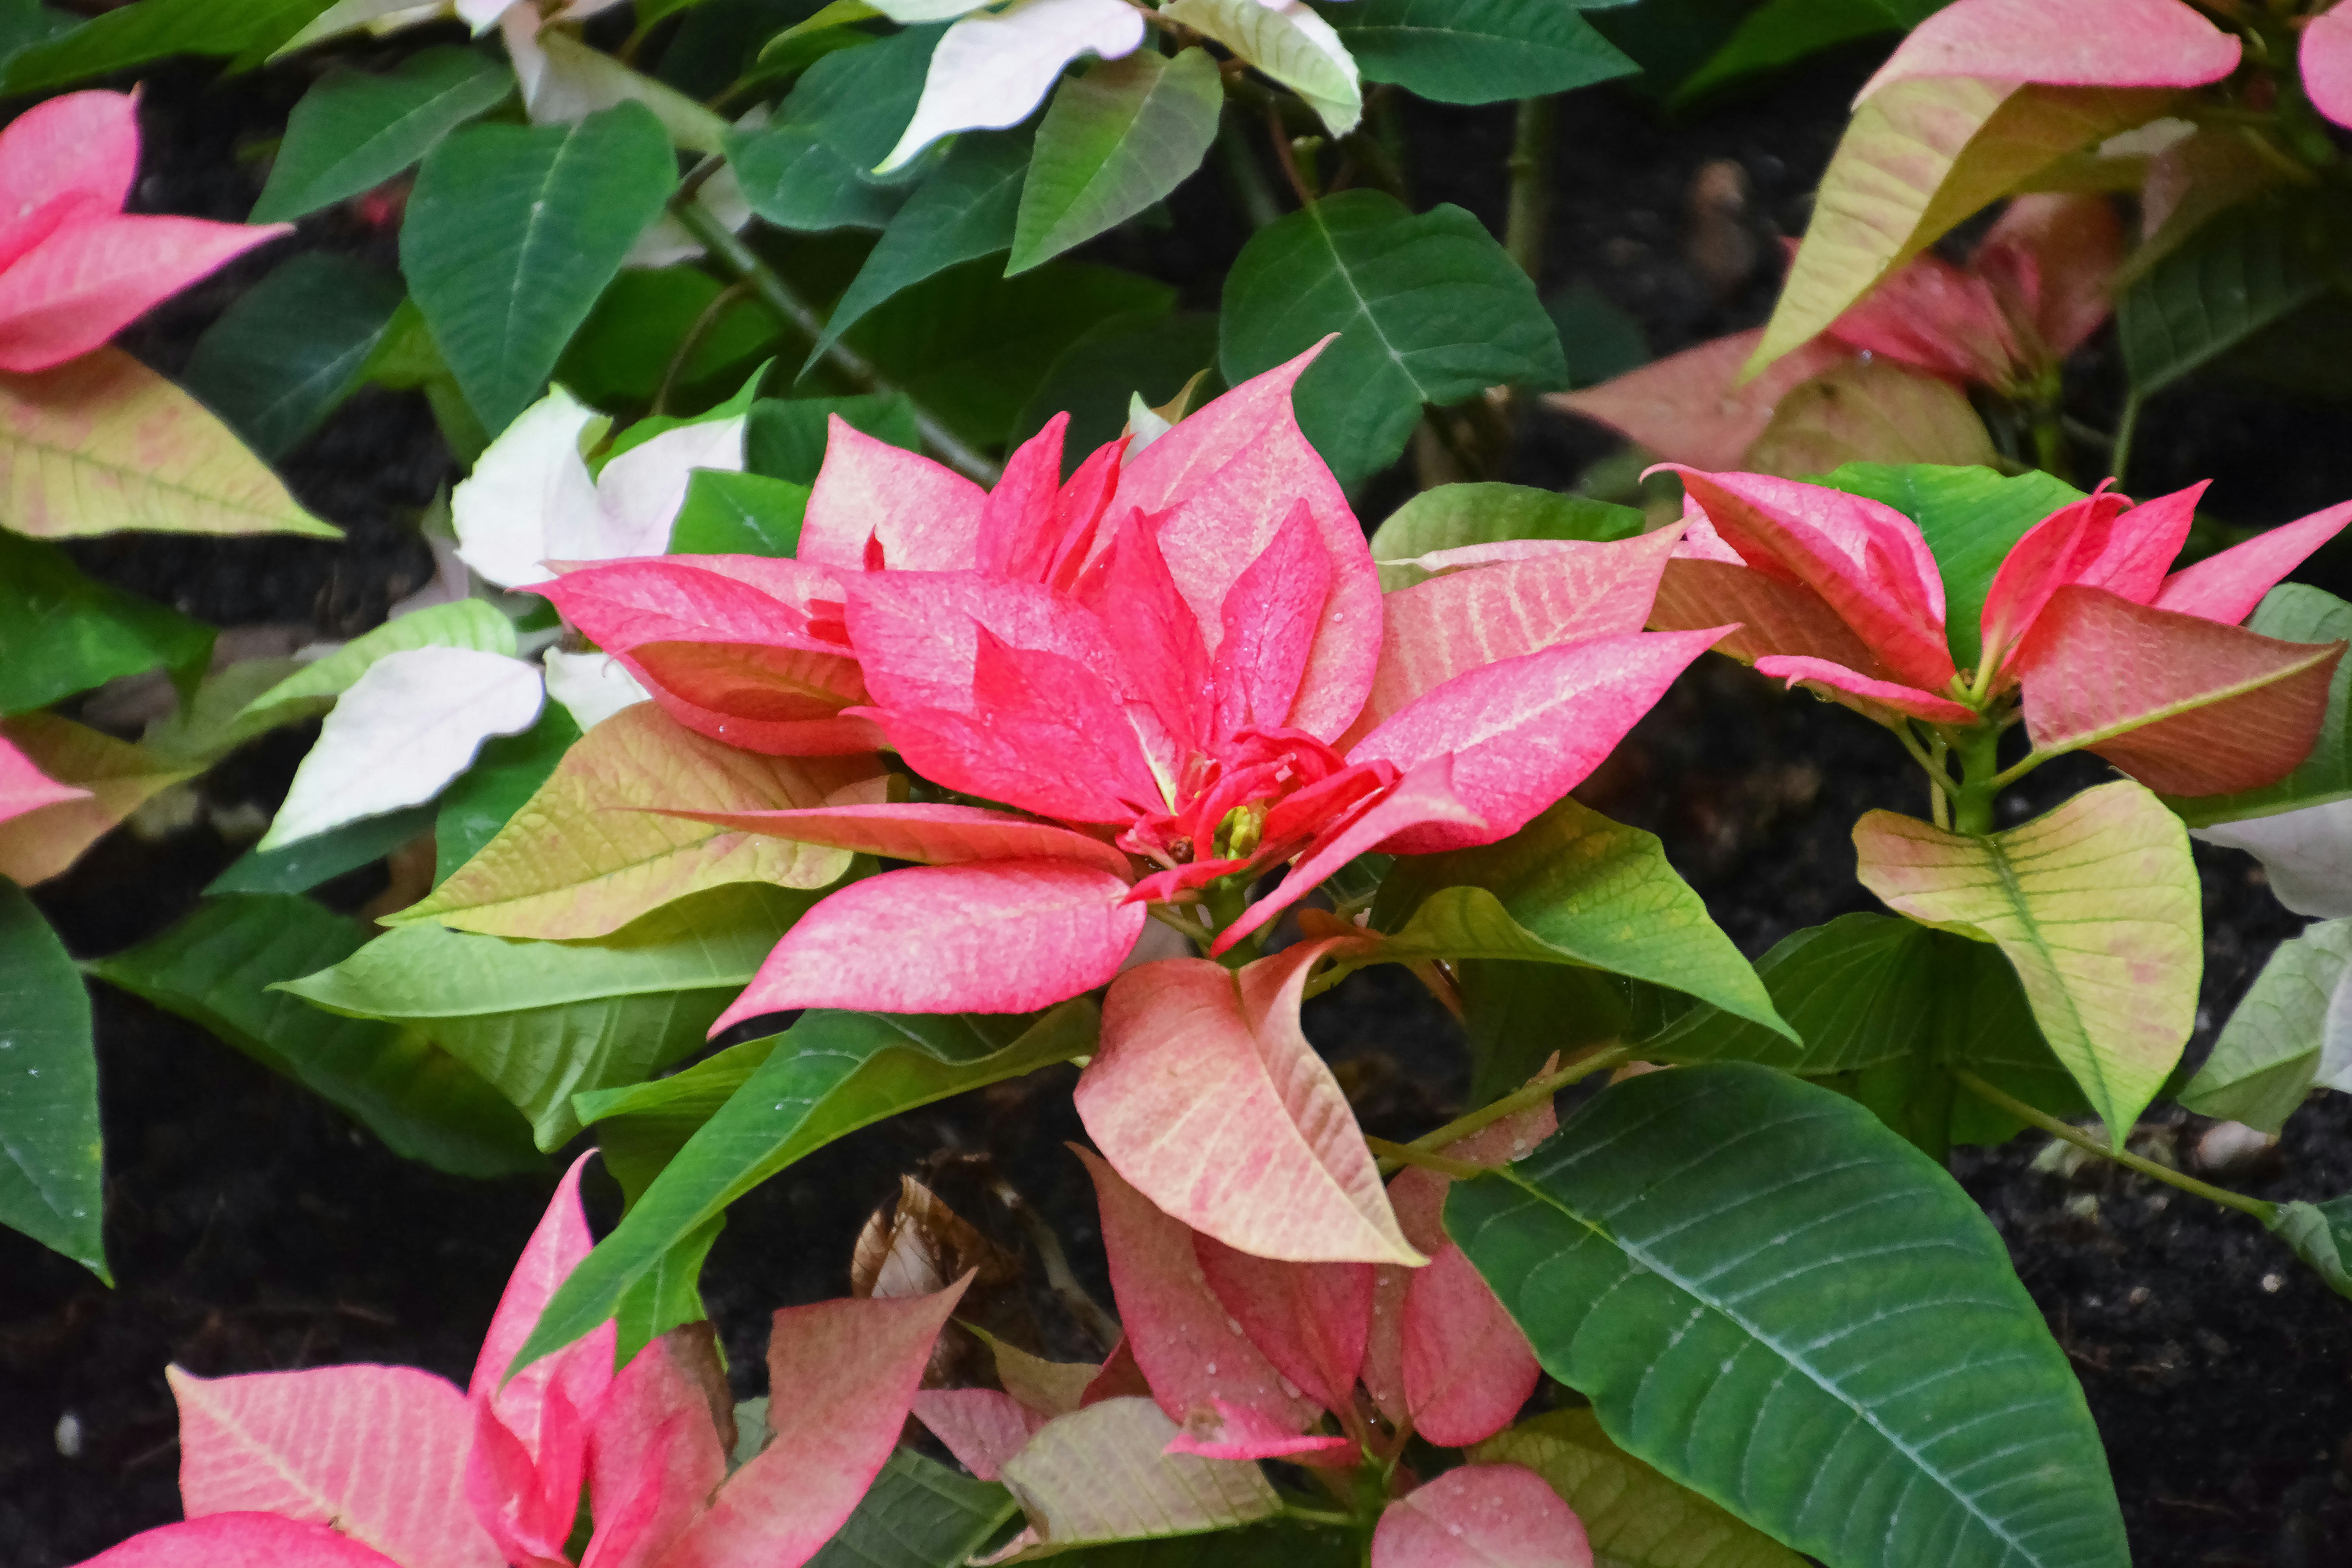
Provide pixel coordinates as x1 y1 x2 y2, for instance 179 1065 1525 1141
6 42 2352 1568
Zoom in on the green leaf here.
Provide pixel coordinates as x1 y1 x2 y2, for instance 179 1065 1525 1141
517 1001 1097 1369
1752 79 2172 374
89 894 540 1178
1328 0 1638 105
1470 1408 1807 1568
207 803 437 896
276 882 815 1149
4 0 326 91
1744 357 1997 481
2269 1196 2352 1302
2117 197 2340 401
1820 462 2085 673
669 469 810 557
251 47 514 224
745 393 922 483
556 267 783 410
237 600 517 730
0 0 75 66
1010 50 1221 275
401 101 678 434
806 1451 1019 1568
181 253 407 461
612 1215 722 1363
1368 482 1643 591
2180 918 2352 1133
575 1033 782 1202
0 879 104 1280
813 130 1032 363
1161 0 1361 136
434 707 583 884
2166 585 2352 826
1054 1524 1358 1568
0 533 212 714
1458 960 1632 1107
1548 280 1648 389
995 1398 1283 1553
1673 0 1932 107
777 21 942 170
1372 797 1792 1040
1221 190 1567 484
1012 313 1222 471
1451 1062 2128 1568
1854 781 2202 1144
729 123 915 234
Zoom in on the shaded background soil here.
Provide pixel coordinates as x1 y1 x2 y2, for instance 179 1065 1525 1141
7 38 2352 1568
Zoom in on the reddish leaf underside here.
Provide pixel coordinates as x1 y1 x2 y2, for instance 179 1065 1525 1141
1855 0 2240 103
2305 4 2352 129
663 801 1135 879
1369 1464 1592 1568
1752 655 1977 727
911 1388 1051 1482
2153 498 2352 628
1193 1233 1373 1416
799 417 987 573
0 729 89 823
72 1513 409 1568
1548 328 1849 471
581 1332 731 1568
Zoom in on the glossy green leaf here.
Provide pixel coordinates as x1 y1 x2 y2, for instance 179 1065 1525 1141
1221 190 1566 484
277 882 815 1149
805 1451 1019 1568
0 879 104 1280
2180 918 2352 1133
1471 1408 1806 1568
2269 1196 2352 1303
1372 797 1791 1039
1330 0 1637 104
1855 782 2202 1145
237 600 517 730
1012 312 1222 470
1458 960 1631 1108
4 0 324 91
669 469 810 557
401 101 677 433
1452 1063 2128 1568
556 268 783 410
182 253 406 461
434 707 583 885
1010 50 1221 275
1674 0 1934 106
2166 586 2352 826
0 533 211 714
612 1216 722 1364
252 47 514 223
575 1034 782 1202
2118 198 2338 400
517 1001 1097 1369
778 22 943 170
89 894 540 1178
1753 80 2170 374
0 0 75 66
745 393 922 484
813 130 1031 363
206 804 437 897
1821 462 2084 672
1369 482 1644 591
729 123 916 235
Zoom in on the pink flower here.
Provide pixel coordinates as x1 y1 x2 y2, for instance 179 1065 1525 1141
0 90 288 373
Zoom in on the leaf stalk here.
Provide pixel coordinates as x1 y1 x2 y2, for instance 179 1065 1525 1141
1952 1070 2278 1222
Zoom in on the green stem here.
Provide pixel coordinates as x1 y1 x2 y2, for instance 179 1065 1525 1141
1890 721 1952 825
1504 96 1555 280
1217 112 1285 229
1200 881 1264 969
1952 1070 2278 1222
669 198 1003 485
2110 394 2141 488
1376 1044 1630 1174
1365 1138 1487 1179
1949 724 2003 836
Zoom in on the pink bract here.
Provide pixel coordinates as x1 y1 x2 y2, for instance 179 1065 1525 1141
1854 0 2240 104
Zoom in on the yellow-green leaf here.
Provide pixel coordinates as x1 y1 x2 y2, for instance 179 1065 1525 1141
0 715 196 885
1160 0 1361 138
0 349 340 540
1744 356 1997 477
391 703 883 940
1853 780 2200 1143
1750 80 2171 376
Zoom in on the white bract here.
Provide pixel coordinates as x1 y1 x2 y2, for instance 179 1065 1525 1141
2195 800 2352 919
543 648 652 731
452 387 748 590
880 0 1147 171
260 647 545 850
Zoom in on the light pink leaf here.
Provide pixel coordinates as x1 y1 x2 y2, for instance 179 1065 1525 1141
1075 1148 1321 1429
0 91 136 229
1193 1234 1371 1416
1976 192 2125 360
0 730 89 824
1110 343 1381 743
71 1513 409 1568
1347 628 1728 855
845 570 1127 713
2306 4 2352 129
1650 557 1887 672
1666 469 1955 691
1083 507 1214 768
911 1388 1052 1481
959 628 1166 816
1077 941 1419 1264
1549 329 1849 472
1370 1465 1592 1568
1753 656 1977 726
1825 252 2020 386
581 1333 730 1568
1162 1396 1355 1463
0 211 287 373
801 417 987 572
661 1284 969 1568
661 801 1134 879
1855 0 2240 103
2155 499 2352 626
2018 587 2345 796
712 859 1143 1027
975 415 1069 580
1346 529 1684 740
545 557 845 654
0 715 195 886
169 1364 497 1568
1977 489 2128 677
1382 1168 1540 1449
1211 498 1334 737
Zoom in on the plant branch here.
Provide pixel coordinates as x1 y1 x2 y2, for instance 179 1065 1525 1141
668 197 1003 485
1364 1138 1486 1179
991 1178 1124 1352
1267 102 1318 207
2111 394 2141 488
1504 96 1555 280
1952 1070 2279 1222
651 277 749 416
1217 113 1285 229
1376 1043 1630 1175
